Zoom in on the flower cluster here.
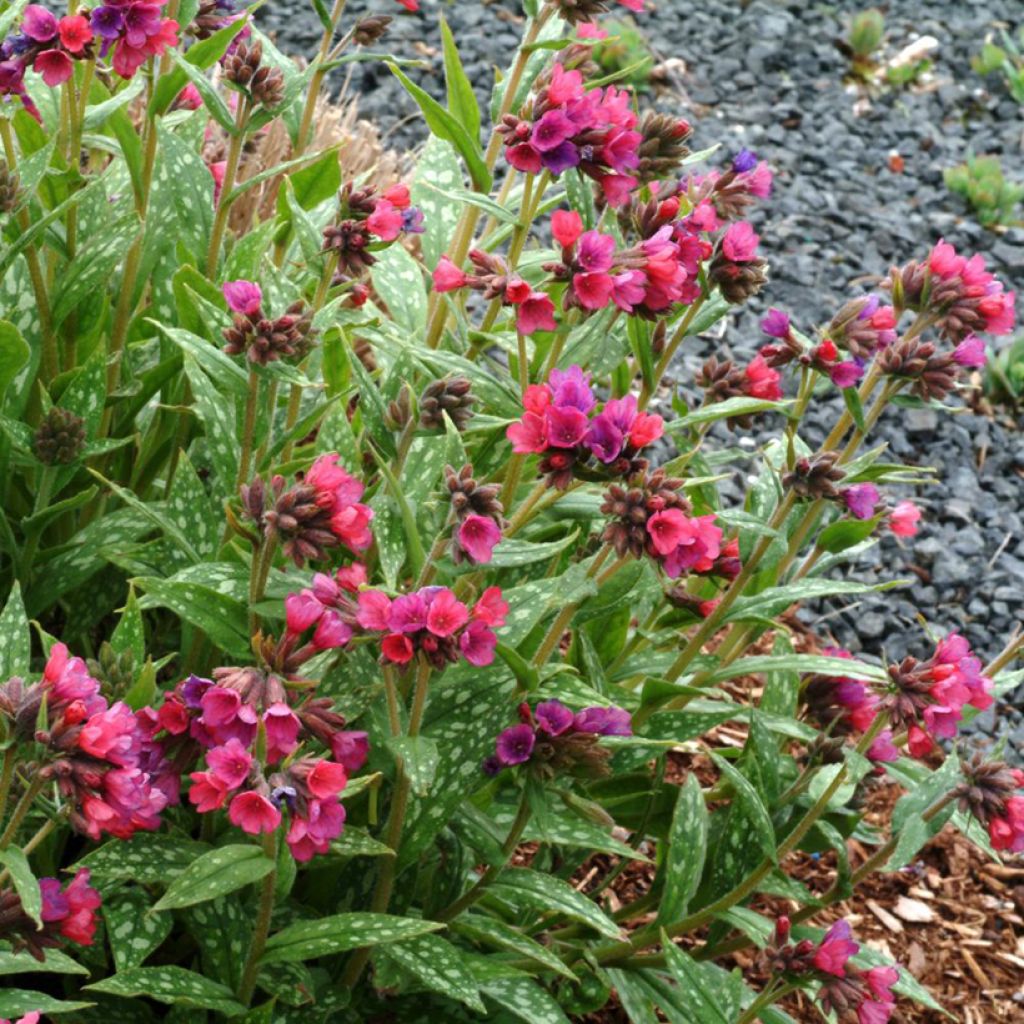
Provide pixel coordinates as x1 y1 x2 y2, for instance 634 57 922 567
544 210 691 317
954 756 1024 854
0 644 169 839
0 5 95 94
433 248 557 335
498 62 641 204
839 484 922 539
506 366 663 489
222 280 317 365
240 453 373 565
355 586 507 668
698 351 783 426
487 699 631 779
284 562 368 654
153 669 367 861
768 917 899 1024
0 869 101 962
322 181 424 278
890 239 1015 343
680 148 773 223
445 463 505 565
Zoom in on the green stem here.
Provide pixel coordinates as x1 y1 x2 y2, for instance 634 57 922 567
736 981 800 1024
236 367 261 491
341 658 433 987
0 746 15 827
236 831 278 1005
296 0 349 154
638 296 705 410
0 777 43 848
0 817 58 889
436 790 531 922
205 97 251 277
248 528 278 634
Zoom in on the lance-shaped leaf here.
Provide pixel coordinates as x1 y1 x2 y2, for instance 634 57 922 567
487 868 620 938
378 933 485 1012
657 773 707 924
260 913 444 964
85 966 244 1015
153 844 275 912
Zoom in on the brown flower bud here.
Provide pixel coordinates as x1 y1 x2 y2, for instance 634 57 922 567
782 452 846 500
635 112 692 184
32 407 86 466
353 14 392 45
250 65 285 109
223 40 263 88
445 464 504 523
420 377 476 431
0 161 21 214
708 252 768 303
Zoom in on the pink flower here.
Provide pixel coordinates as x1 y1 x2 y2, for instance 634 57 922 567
743 354 782 400
78 702 139 767
389 592 428 633
35 50 74 87
395 0 419 10
552 209 584 248
661 515 723 576
175 83 203 109
545 405 589 448
953 334 986 367
516 291 557 334
812 920 859 977
223 279 262 316
58 15 93 53
576 22 608 40
53 869 101 945
206 738 252 789
989 795 1024 853
366 199 403 241
474 587 509 627
842 483 880 520
573 271 615 310
761 308 791 339
383 183 411 209
425 588 469 638
548 62 585 104
188 771 230 812
356 590 392 631
523 384 552 415
506 411 548 453
304 759 349 799
432 256 467 292
888 500 921 537
867 730 900 763
313 610 352 650
331 730 369 771
381 633 415 663
831 360 864 389
907 724 933 758
458 514 502 564
264 703 301 762
721 221 759 262
628 412 663 448
228 791 281 834
646 508 690 557
23 5 58 41
286 590 323 633
459 619 497 666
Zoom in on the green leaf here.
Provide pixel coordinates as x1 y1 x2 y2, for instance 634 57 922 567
288 147 342 209
0 320 30 405
260 913 444 964
153 844 275 912
166 451 219 559
488 868 620 938
0 847 40 927
168 48 236 133
704 653 887 686
658 774 707 924
843 385 867 432
453 916 577 980
0 991 93 1016
389 64 491 192
182 895 250 991
481 976 572 1024
488 531 579 568
85 966 244 1015
710 754 777 864
0 581 31 679
370 241 427 333
74 833 210 885
660 936 733 1024
672 396 793 428
724 579 902 623
815 516 881 554
0 948 89 977
379 933 485 1012
439 14 481 142
388 736 439 796
411 136 464 266
104 886 173 971
328 827 394 859
108 585 145 664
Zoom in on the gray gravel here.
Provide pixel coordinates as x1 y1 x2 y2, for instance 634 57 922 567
258 0 1024 753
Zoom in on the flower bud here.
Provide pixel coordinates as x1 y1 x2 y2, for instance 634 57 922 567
32 407 86 466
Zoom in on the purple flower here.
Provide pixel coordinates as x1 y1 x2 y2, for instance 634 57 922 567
531 109 577 152
535 700 574 736
841 483 880 520
22 5 58 42
867 729 900 763
222 279 262 316
181 674 214 709
857 294 880 319
540 140 581 175
953 333 986 368
830 360 863 390
576 230 616 273
548 365 595 412
90 5 125 40
39 877 69 920
482 754 502 776
496 724 536 766
545 405 589 448
402 206 425 234
389 592 429 633
583 414 624 463
602 394 638 433
122 2 163 48
732 148 758 174
573 705 632 736
760 307 791 339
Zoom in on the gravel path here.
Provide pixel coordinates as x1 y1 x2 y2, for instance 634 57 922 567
259 0 1024 753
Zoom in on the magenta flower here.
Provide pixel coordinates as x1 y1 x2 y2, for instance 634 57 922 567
223 279 263 317
536 700 574 736
888 500 921 537
545 405 590 448
548 365 596 412
285 591 323 633
761 307 791 339
389 592 429 633
331 730 369 771
830 360 864 389
206 738 253 789
425 588 469 638
356 590 392 631
459 619 498 666
495 724 536 766
721 221 759 262
953 333 986 367
646 508 690 556
532 109 577 152
841 483 880 520
812 920 859 977
228 791 281 834
312 610 352 650
22 5 58 41
458 514 502 564
573 705 632 735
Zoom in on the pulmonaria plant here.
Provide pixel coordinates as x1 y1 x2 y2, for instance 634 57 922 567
0 0 1021 1021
